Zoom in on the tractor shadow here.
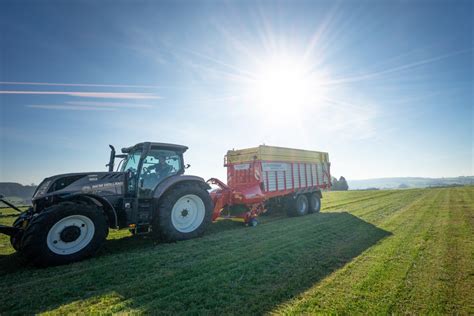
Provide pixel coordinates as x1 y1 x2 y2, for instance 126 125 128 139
0 217 260 275
0 212 391 314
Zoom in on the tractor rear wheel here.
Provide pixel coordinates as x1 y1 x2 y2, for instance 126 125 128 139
19 202 108 266
153 182 212 241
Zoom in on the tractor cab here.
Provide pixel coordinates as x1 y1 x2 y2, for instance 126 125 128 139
109 142 189 197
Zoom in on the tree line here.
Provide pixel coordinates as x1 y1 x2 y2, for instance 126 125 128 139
331 176 349 191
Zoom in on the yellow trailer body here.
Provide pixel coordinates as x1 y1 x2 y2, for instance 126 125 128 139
225 145 331 192
226 145 329 165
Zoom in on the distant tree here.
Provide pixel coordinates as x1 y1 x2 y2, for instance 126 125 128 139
338 176 349 191
398 183 409 189
331 176 349 191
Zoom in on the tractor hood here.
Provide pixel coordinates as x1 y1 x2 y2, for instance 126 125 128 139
33 172 126 200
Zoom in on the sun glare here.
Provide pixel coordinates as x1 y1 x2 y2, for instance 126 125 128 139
248 56 326 116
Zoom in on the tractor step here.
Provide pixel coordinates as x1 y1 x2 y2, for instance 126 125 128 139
135 224 151 235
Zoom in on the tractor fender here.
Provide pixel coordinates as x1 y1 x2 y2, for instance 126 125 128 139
63 194 119 229
153 175 211 201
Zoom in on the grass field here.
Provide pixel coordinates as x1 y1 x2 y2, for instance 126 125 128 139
0 187 472 314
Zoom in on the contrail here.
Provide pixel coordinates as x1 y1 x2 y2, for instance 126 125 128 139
67 101 153 108
27 105 116 111
0 81 161 89
0 90 161 99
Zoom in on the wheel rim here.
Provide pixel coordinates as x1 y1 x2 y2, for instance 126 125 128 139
171 194 205 233
46 215 95 255
297 196 307 214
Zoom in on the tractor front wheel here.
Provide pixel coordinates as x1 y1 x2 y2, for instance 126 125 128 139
154 183 212 241
19 202 108 266
10 212 30 251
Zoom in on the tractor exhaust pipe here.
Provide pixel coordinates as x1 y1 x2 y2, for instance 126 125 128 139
107 145 116 172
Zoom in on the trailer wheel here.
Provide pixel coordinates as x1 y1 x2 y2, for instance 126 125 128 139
288 194 309 217
308 193 321 213
19 202 108 267
154 182 212 241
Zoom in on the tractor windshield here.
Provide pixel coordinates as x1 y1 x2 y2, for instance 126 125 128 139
122 150 142 173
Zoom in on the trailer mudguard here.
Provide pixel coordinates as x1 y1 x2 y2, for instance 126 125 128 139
153 175 211 200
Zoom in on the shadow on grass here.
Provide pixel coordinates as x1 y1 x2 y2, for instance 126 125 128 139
0 212 391 314
0 216 247 274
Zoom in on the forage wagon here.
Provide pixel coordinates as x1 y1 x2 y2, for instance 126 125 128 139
209 145 331 226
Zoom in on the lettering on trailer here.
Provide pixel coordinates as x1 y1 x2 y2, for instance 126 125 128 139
262 162 290 172
234 163 250 170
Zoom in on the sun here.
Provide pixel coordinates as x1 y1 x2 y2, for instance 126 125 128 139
248 55 325 115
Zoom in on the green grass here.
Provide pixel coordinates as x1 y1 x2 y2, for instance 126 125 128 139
0 187 472 314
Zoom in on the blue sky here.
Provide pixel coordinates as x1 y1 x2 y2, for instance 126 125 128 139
0 0 472 185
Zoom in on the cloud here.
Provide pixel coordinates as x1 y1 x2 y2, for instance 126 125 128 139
0 81 161 89
0 90 161 99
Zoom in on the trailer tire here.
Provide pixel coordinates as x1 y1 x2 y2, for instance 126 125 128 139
308 193 321 213
19 202 108 267
288 194 309 217
153 182 212 242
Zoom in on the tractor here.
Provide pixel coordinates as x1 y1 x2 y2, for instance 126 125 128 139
0 142 213 266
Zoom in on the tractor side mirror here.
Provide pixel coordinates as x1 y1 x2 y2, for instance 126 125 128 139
185 164 191 169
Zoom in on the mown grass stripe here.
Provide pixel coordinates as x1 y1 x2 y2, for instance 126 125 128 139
0 187 471 315
274 189 440 314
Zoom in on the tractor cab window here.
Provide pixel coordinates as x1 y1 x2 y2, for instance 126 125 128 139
122 150 142 195
139 149 182 196
122 151 141 173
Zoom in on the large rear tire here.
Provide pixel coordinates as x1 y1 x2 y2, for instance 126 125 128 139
287 194 309 217
153 182 212 241
19 202 108 267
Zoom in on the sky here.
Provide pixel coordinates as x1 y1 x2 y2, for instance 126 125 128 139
0 0 472 185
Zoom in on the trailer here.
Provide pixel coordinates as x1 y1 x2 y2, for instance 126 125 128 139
208 145 331 225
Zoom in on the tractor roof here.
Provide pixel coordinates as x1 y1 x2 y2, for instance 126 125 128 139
122 142 188 153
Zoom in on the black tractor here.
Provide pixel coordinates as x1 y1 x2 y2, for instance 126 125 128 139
0 142 213 266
